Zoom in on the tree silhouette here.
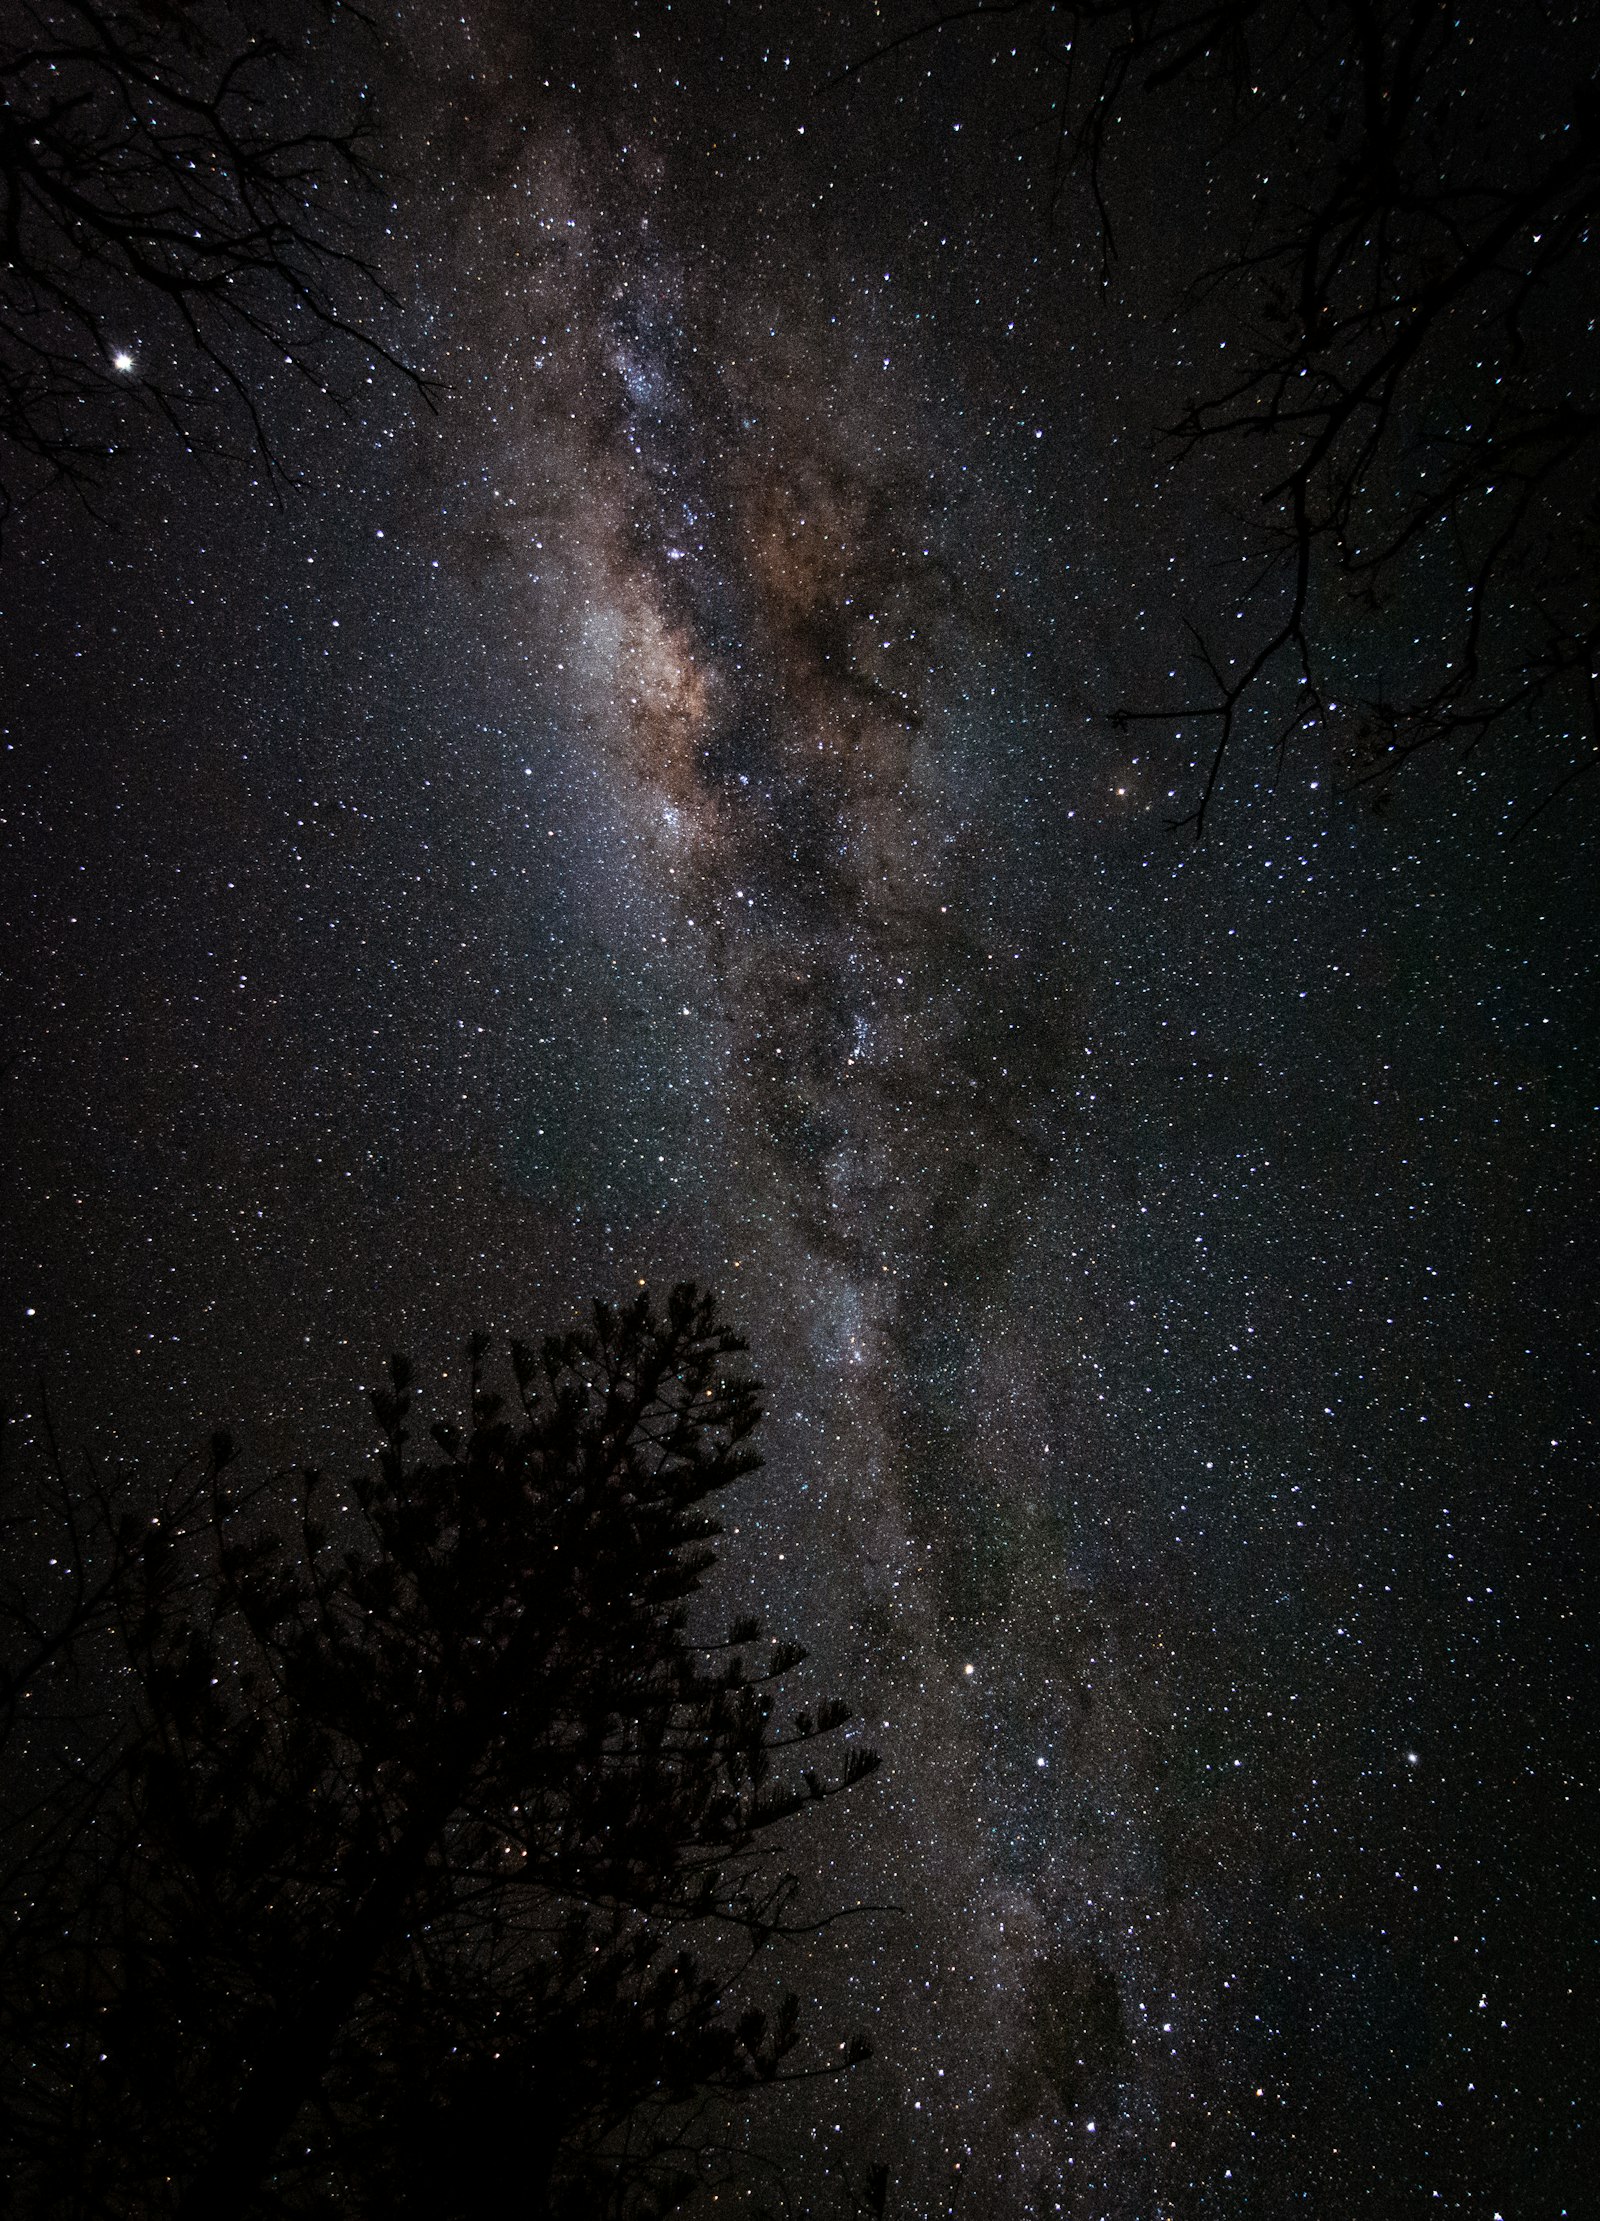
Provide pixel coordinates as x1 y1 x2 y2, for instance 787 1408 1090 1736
840 1 1600 829
0 0 428 526
0 1286 879 2219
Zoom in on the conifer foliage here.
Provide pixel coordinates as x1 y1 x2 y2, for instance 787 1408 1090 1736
0 1286 878 2219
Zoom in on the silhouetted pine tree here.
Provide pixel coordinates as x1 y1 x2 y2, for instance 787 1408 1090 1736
0 1286 878 2220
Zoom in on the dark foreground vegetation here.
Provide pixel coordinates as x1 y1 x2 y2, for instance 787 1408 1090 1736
0 1287 883 2220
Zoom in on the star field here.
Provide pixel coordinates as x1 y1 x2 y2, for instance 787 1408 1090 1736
1 5 1593 2215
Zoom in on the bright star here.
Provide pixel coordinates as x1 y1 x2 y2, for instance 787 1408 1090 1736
111 351 135 374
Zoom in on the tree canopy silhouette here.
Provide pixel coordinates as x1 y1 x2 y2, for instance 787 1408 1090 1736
841 0 1600 829
0 1286 880 2220
0 0 427 525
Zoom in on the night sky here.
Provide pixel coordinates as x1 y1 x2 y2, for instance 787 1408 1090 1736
2 5 1593 2215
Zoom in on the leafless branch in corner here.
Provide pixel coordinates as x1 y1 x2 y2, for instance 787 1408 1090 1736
833 1 1600 831
0 0 435 529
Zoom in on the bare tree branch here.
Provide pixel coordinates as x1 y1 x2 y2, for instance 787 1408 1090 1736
0 0 434 528
834 0 1600 830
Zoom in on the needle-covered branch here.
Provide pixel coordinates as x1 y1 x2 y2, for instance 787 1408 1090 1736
0 1285 880 2221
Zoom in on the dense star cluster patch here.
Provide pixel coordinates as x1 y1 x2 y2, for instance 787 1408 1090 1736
1 5 1592 2216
